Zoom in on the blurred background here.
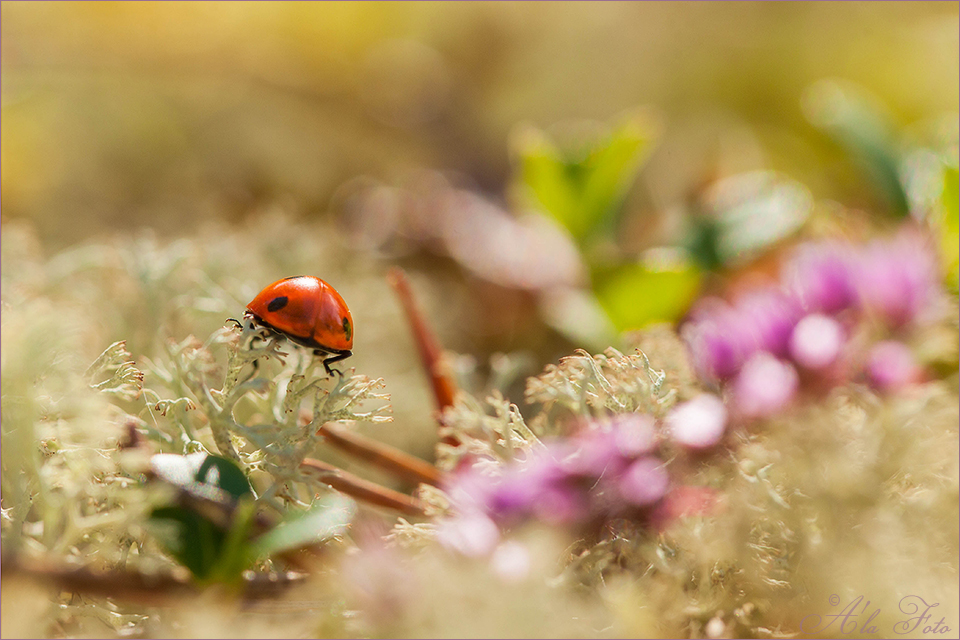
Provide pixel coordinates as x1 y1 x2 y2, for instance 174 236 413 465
2 1 958 436
4 1 957 243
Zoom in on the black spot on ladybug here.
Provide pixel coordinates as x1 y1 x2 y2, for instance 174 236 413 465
267 296 288 312
342 317 352 341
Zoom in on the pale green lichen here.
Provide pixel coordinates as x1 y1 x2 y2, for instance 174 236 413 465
1 228 395 636
524 347 677 430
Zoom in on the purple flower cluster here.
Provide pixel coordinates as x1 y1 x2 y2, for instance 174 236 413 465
786 233 939 328
683 231 936 414
438 415 672 556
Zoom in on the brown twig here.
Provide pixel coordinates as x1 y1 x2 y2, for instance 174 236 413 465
318 423 444 487
299 458 427 516
0 554 303 605
387 267 460 446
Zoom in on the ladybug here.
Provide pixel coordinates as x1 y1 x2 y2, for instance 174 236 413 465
243 276 353 376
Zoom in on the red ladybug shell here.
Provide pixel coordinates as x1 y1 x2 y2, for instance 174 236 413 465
245 276 353 354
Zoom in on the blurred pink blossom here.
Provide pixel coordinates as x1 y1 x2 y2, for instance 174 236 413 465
736 288 802 357
789 313 844 369
866 341 921 392
856 233 938 328
784 241 860 315
442 415 674 541
618 457 670 506
683 298 756 380
665 393 728 449
733 353 799 418
685 230 940 404
436 511 501 557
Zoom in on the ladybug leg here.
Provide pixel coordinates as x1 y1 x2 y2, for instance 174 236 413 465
225 317 243 329
317 350 352 378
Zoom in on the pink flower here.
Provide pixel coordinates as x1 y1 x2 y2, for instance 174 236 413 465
618 457 670 506
736 288 802 357
684 231 941 402
443 415 675 539
856 233 938 328
528 479 591 525
436 511 501 557
683 299 755 380
789 313 844 369
733 353 799 418
684 289 801 381
866 341 921 392
784 241 859 315
566 414 657 477
665 393 728 449
610 414 658 457
486 456 581 524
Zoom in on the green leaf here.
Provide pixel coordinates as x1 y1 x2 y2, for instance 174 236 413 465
151 452 252 504
213 496 260 583
195 455 253 502
803 79 910 218
516 128 578 233
685 215 725 272
150 498 258 584
150 505 229 580
594 249 703 332
148 453 257 583
253 493 356 558
514 110 659 242
694 170 812 269
940 162 959 291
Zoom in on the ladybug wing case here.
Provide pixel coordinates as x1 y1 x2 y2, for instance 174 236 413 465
312 287 354 352
246 277 323 346
246 276 353 353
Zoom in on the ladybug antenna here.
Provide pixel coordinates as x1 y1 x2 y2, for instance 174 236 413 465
225 317 243 329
